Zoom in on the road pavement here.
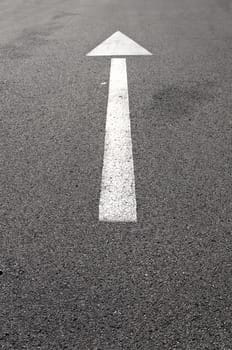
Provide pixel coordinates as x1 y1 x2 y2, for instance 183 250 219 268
0 0 232 349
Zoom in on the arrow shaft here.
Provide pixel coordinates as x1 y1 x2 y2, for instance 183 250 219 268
99 58 137 222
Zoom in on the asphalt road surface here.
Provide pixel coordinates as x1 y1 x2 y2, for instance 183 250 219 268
1 0 232 349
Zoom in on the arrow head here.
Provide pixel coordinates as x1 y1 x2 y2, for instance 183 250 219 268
87 31 152 57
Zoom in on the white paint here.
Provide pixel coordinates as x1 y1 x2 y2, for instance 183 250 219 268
87 31 152 222
99 58 137 222
87 31 152 56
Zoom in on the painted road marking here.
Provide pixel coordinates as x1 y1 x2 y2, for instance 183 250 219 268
87 31 152 57
87 31 152 222
99 58 136 222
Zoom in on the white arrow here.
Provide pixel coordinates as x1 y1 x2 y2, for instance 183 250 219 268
87 31 152 222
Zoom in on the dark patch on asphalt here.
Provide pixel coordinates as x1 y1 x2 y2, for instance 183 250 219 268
53 11 80 21
215 0 232 12
0 24 61 60
149 81 217 125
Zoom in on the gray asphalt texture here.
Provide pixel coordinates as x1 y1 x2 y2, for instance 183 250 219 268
0 0 232 349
